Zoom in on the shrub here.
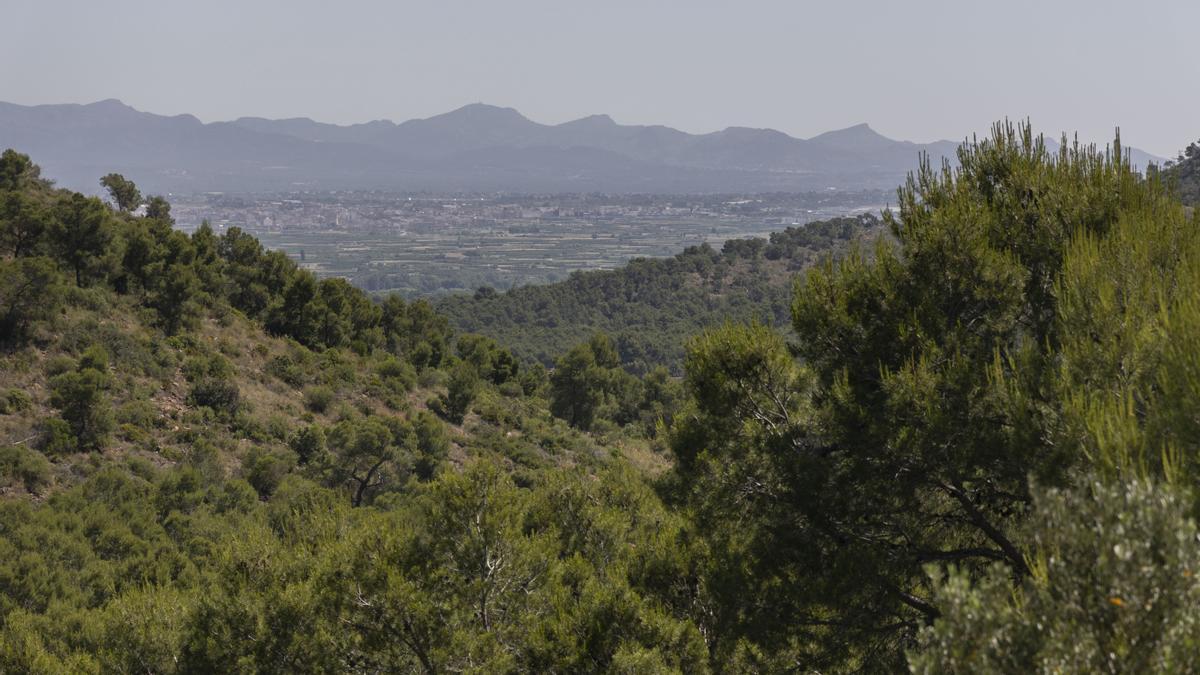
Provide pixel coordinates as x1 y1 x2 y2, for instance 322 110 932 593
264 415 291 442
0 389 31 414
913 479 1200 673
115 399 160 429
436 362 479 424
44 355 76 377
37 418 74 456
304 386 335 414
213 478 260 513
243 447 297 499
375 355 417 393
230 412 268 442
48 347 114 452
184 354 240 415
417 368 443 389
0 445 52 493
412 411 450 481
188 377 241 415
266 354 309 387
288 425 326 466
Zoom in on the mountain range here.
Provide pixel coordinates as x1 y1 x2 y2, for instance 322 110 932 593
0 99 1164 194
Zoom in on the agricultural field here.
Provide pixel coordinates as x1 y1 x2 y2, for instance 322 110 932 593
170 190 887 295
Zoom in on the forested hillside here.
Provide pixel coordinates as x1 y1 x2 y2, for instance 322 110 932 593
3 124 1200 672
437 214 881 373
1161 140 1200 205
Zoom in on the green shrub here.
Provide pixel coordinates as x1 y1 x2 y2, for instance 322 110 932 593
0 389 31 414
118 423 150 444
37 418 74 456
412 411 450 481
188 377 240 415
44 354 76 377
48 347 114 452
304 386 335 414
288 425 326 466
417 368 443 389
115 399 160 429
243 446 297 498
0 445 52 493
319 348 358 384
264 415 291 442
266 353 309 387
213 478 260 513
436 362 480 424
230 412 269 442
375 355 417 393
913 479 1200 673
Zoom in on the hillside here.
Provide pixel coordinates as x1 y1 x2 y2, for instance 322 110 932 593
1161 140 1200 205
0 148 711 670
436 214 883 373
5 125 1200 672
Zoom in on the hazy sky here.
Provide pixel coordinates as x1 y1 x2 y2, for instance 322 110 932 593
5 0 1197 156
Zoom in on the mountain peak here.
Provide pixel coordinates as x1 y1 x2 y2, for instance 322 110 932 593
86 98 136 112
811 122 882 139
808 123 896 151
435 103 529 123
573 113 615 124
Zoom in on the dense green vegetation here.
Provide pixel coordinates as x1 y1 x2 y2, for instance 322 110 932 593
1159 139 1200 205
436 213 881 373
2 122 1200 672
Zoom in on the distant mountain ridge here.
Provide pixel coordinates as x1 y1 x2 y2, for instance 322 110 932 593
0 99 1164 194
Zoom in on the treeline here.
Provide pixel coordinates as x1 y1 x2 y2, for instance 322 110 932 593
5 123 1200 672
0 150 454 360
436 214 880 373
1157 139 1200 205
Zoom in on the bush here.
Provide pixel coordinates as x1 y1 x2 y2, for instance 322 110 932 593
0 389 31 414
48 347 113 452
304 386 335 414
375 355 416 393
288 425 326 466
912 479 1200 673
264 415 291 442
417 368 443 389
213 478 260 513
230 411 269 442
44 355 76 377
0 445 52 493
184 354 240 415
436 363 479 424
266 352 311 388
412 411 450 481
243 447 297 499
36 418 74 456
115 399 160 429
188 377 241 415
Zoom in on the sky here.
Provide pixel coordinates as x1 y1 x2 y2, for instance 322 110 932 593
4 0 1197 157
